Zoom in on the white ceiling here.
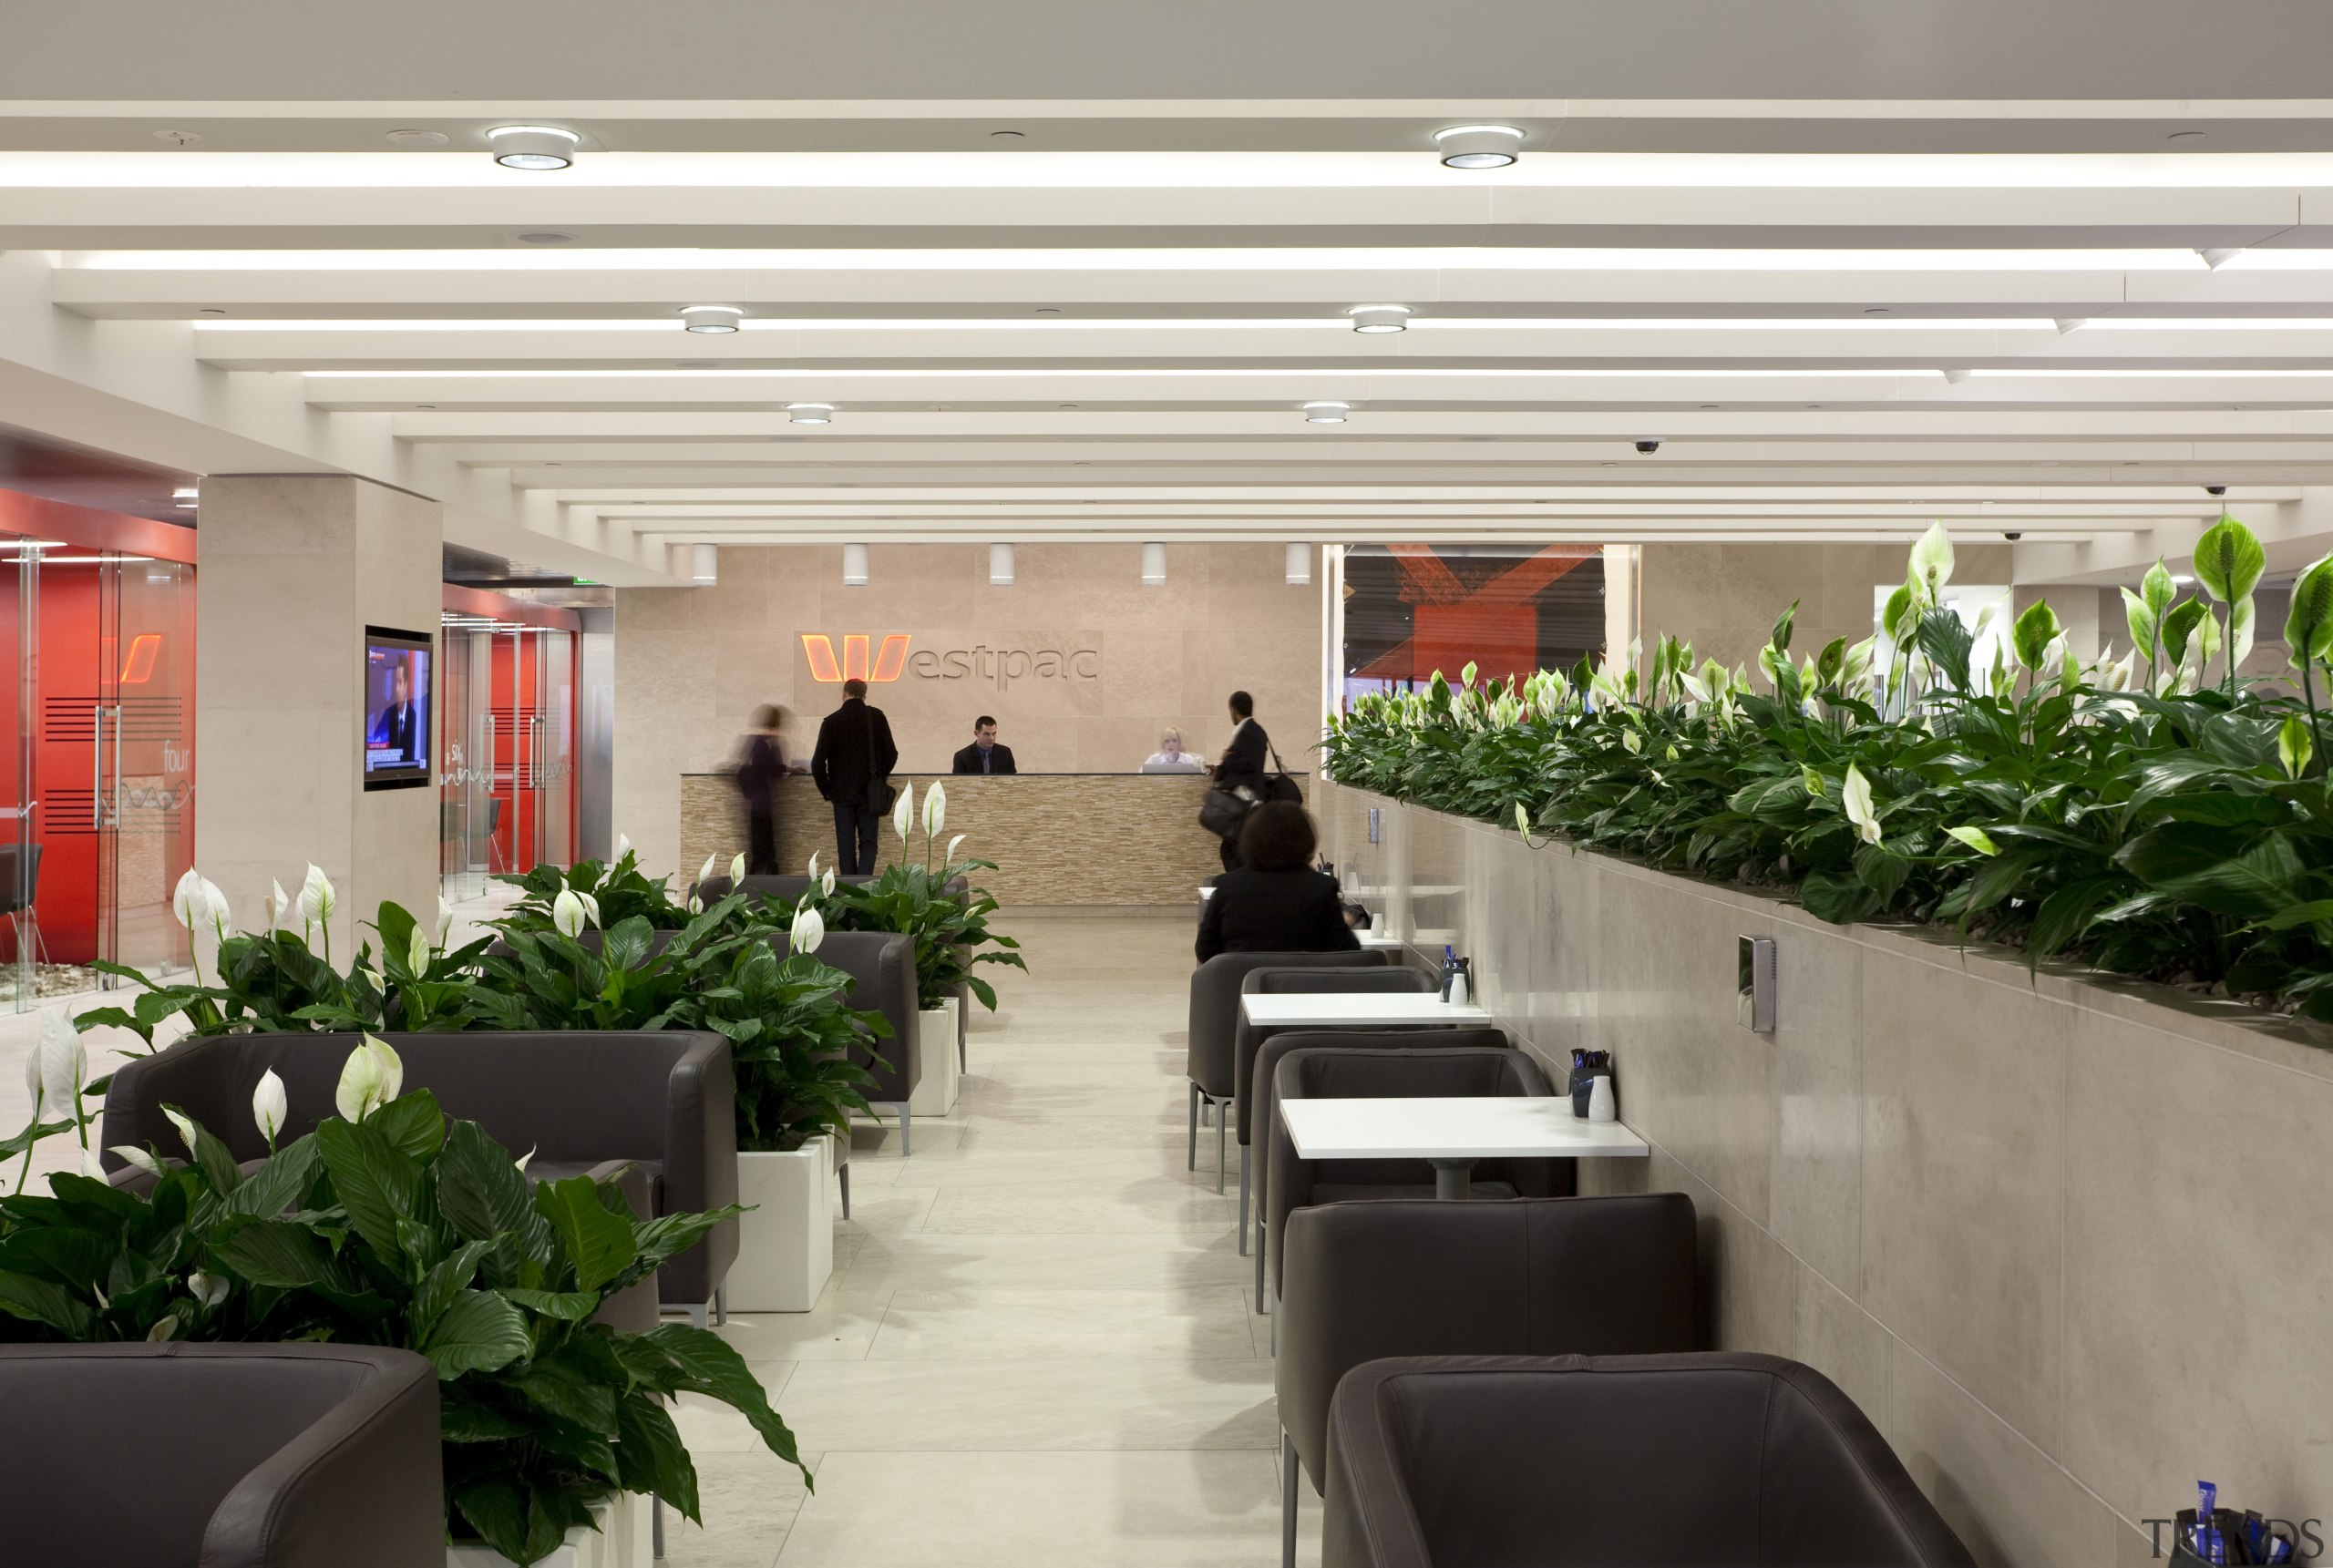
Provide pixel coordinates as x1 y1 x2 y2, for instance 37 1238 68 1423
8 12 2333 585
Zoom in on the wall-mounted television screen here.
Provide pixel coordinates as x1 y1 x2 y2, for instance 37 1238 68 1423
363 626 433 790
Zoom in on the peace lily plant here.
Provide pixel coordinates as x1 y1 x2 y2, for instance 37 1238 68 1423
1326 516 2333 1020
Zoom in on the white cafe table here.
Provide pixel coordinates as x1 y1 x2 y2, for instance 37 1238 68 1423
1356 930 1405 949
1239 992 1493 1029
1278 1096 1649 1199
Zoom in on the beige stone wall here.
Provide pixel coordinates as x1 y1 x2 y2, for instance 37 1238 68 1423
680 771 1261 907
618 542 1321 876
1320 780 2333 1568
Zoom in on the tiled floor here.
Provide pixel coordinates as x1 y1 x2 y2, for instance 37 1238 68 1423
670 915 1310 1568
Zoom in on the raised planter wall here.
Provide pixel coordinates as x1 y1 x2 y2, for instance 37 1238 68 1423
1317 779 2333 1568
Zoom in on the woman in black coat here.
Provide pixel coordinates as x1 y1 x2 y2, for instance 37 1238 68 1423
1197 802 1360 962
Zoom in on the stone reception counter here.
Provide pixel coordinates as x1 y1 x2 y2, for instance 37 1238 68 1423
679 772 1300 907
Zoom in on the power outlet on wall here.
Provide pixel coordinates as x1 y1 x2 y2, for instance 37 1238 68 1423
1737 935 1776 1033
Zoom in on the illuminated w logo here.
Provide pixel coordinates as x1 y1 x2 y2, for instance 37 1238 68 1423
802 633 911 682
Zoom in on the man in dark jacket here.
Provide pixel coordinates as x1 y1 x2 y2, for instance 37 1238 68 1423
810 679 899 874
1211 689 1271 872
951 715 1018 775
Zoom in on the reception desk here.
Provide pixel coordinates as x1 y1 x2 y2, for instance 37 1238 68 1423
678 772 1302 908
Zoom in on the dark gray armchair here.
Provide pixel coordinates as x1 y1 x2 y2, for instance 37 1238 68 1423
100 1030 739 1322
1265 1046 1564 1304
5 1343 441 1568
1322 1353 1977 1568
1242 1024 1510 1296
1229 969 1444 1263
807 929 920 1157
1275 1194 1700 1567
1186 948 1385 1186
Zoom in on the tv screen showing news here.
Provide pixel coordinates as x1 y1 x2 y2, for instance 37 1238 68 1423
363 627 432 790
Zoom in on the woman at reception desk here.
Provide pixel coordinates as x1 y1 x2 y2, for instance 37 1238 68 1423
678 765 1299 909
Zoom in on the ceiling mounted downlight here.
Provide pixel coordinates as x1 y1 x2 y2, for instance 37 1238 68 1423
487 126 581 170
1434 125 1524 169
680 305 744 334
1346 304 1413 334
786 403 835 425
1301 402 1352 424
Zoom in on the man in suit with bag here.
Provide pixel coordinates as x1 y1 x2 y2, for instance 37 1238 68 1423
1208 689 1294 873
811 678 899 874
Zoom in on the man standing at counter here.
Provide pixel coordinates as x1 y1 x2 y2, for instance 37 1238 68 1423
951 715 1018 775
811 677 899 874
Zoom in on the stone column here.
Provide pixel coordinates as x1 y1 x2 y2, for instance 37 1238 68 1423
195 475 443 955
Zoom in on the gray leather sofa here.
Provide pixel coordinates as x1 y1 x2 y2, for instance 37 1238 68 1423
1242 1024 1511 1295
1275 1194 1701 1566
1185 948 1385 1185
100 1030 739 1322
1322 1353 1977 1568
1228 968 1444 1262
806 928 920 1159
5 1342 441 1568
1264 1046 1564 1305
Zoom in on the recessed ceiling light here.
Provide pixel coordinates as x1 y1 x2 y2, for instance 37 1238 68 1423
385 129 450 147
152 129 201 146
1034 307 1061 314
1346 304 1413 334
1301 401 1352 424
676 360 718 368
516 231 577 245
1058 403 1079 409
680 304 744 334
1863 307 1890 314
786 403 835 425
990 129 1025 139
198 308 227 316
2168 129 2209 141
2055 317 2090 334
1433 125 1524 169
2198 247 2244 270
415 404 437 410
488 126 581 170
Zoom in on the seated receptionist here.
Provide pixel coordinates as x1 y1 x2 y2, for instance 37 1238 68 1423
1196 801 1359 963
952 715 1017 775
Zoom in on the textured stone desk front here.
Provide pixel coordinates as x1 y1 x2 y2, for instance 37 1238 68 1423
680 773 1295 907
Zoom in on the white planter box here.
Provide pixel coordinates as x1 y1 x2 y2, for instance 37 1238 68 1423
449 1488 647 1568
907 997 961 1116
725 1139 835 1313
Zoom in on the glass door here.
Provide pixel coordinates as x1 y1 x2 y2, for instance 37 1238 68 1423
95 554 194 979
533 630 575 869
0 540 32 1008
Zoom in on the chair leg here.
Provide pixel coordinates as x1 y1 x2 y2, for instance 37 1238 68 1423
839 1163 852 1221
1237 1143 1250 1257
1216 1110 1227 1194
1281 1431 1299 1568
899 1106 911 1157
1187 1082 1199 1172
1270 1286 1279 1357
653 1498 665 1561
714 1286 726 1327
684 1303 709 1330
1254 1203 1266 1307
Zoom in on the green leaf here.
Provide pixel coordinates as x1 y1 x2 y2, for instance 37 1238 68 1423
2193 515 2266 605
313 1116 423 1262
436 1119 538 1246
2160 599 2209 665
1769 599 1798 656
501 1287 601 1321
365 1089 447 1163
2143 558 2176 620
410 1239 498 1342
1914 607 1974 693
1945 825 1999 856
1815 636 1846 685
0 1227 116 1293
2287 552 2333 668
2121 586 2158 662
2011 600 2061 673
0 1270 98 1335
1883 581 1918 643
645 1321 807 1476
211 1220 338 1288
614 1392 702 1522
452 1478 565 1566
2117 825 2306 917
2278 715 2316 781
226 1134 324 1220
420 1288 532 1379
534 1175 638 1294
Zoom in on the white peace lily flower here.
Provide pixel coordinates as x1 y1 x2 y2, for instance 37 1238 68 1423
170 868 209 934
436 897 456 947
616 833 632 858
942 835 965 867
187 1270 230 1309
699 853 719 887
26 1007 86 1117
162 1106 200 1158
551 888 589 938
298 864 335 928
577 891 601 928
145 1317 176 1343
922 781 947 837
892 787 914 844
252 1069 288 1144
687 894 704 916
514 1146 535 1173
406 926 430 976
334 1036 403 1123
806 851 820 880
200 877 230 940
789 901 826 956
362 967 385 994
78 1146 106 1182
268 877 294 931
729 852 747 885
110 1145 168 1181
820 866 838 898
1842 764 1884 846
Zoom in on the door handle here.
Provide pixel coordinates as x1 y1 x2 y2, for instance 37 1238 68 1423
90 705 104 829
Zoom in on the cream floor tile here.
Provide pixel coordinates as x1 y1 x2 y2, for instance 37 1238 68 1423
780 1358 1279 1450
867 1286 1257 1361
920 1182 1235 1235
838 1229 1249 1293
716 1295 896 1365
846 1117 970 1155
663 1448 819 1568
884 1146 1224 1190
953 1115 1198 1154
836 1184 940 1237
774 1450 1287 1568
676 1378 798 1454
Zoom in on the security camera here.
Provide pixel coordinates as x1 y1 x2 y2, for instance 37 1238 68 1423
2204 485 2228 497
1634 438 1662 455
2002 530 2023 542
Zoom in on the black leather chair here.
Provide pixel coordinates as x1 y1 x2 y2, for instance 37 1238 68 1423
1186 949 1386 1187
1322 1353 1977 1568
5 1342 441 1568
1276 1194 1701 1567
1229 969 1444 1261
807 929 920 1159
100 1030 740 1323
1265 1046 1565 1307
1243 1025 1510 1296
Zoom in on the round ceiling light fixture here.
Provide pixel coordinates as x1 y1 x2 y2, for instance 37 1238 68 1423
680 304 744 334
516 231 576 245
385 128 451 147
488 125 581 170
152 129 202 146
786 403 836 425
1346 303 1413 334
1434 125 1524 169
1301 401 1352 424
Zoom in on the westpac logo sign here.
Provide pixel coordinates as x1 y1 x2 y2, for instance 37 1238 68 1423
801 633 911 683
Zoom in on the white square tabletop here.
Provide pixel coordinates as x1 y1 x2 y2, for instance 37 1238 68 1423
1238 992 1494 1028
1277 1096 1650 1161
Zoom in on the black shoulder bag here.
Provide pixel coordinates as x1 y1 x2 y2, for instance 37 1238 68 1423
861 708 898 814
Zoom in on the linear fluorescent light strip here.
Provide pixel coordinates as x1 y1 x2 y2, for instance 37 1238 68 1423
203 315 2085 333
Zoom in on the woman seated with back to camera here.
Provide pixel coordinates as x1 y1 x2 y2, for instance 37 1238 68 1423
1196 800 1360 963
